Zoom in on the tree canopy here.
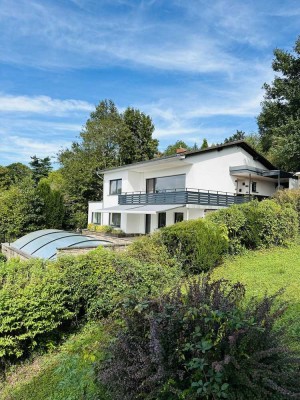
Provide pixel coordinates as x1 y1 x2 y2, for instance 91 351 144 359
257 36 300 171
58 99 159 227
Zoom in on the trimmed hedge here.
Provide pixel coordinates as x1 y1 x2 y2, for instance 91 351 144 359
0 247 181 369
159 219 228 273
207 199 298 254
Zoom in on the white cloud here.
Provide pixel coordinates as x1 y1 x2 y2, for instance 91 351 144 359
0 94 93 114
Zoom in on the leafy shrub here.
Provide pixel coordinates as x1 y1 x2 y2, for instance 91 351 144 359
0 259 75 366
126 232 178 267
98 276 300 400
0 248 181 370
0 253 7 263
273 189 300 226
159 219 228 273
58 247 182 319
205 206 246 254
208 199 298 254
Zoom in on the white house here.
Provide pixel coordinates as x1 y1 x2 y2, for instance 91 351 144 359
88 141 297 234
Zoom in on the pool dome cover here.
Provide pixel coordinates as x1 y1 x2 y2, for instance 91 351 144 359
12 229 107 260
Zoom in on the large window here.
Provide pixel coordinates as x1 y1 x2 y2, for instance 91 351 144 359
109 213 121 228
109 179 122 195
91 212 101 225
146 174 185 193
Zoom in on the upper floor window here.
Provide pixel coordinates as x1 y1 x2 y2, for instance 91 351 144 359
110 179 122 195
146 174 185 193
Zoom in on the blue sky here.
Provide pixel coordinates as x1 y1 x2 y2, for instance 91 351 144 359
0 0 299 165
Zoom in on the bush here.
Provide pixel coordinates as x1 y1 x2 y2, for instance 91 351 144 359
0 253 7 263
126 232 178 268
0 248 181 370
159 219 228 273
58 247 182 319
273 189 300 226
98 277 300 400
207 199 298 254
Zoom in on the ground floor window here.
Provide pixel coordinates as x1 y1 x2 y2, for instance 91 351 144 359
92 212 102 225
174 212 184 223
109 213 121 228
158 212 166 228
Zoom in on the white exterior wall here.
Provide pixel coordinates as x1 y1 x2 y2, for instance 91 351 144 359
88 145 289 234
185 147 275 197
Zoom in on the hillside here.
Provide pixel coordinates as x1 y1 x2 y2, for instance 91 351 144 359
2 244 300 399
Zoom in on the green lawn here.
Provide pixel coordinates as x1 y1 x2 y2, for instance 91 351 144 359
213 244 300 349
0 323 111 400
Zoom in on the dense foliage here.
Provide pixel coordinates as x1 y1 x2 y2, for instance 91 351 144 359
273 189 300 226
159 219 228 273
257 36 300 171
0 247 181 371
207 199 298 254
58 99 158 227
98 277 300 400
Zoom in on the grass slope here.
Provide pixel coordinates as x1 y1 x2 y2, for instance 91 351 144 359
213 244 300 349
0 323 111 400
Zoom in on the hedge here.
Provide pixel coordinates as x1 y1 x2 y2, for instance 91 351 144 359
159 218 229 273
207 199 298 254
0 247 181 369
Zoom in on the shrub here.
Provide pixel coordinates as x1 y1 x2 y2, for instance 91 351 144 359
98 277 300 400
273 189 300 226
159 219 228 273
126 232 178 267
0 259 76 366
0 253 7 263
58 247 182 319
207 199 298 254
0 248 181 370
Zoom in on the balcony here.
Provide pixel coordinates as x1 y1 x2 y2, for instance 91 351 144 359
118 188 253 207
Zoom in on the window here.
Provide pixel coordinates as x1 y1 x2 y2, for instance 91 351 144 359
158 212 166 228
109 179 122 195
174 212 184 223
91 212 101 225
109 213 121 228
146 174 185 193
251 182 257 193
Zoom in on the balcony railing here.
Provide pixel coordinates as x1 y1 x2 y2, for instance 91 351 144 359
118 188 254 207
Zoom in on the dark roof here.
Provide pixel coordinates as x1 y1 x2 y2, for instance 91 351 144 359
97 140 277 173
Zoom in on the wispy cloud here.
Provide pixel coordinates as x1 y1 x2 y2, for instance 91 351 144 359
0 94 93 114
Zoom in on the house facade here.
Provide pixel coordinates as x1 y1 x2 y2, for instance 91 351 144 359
88 141 297 234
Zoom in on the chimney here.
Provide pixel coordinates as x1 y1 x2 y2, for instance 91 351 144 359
176 147 187 154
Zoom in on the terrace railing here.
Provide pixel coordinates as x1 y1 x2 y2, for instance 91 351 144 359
118 188 253 207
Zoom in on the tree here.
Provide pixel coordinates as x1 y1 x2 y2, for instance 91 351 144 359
257 36 300 170
224 130 246 143
29 156 52 184
37 181 65 229
163 140 191 156
200 138 209 149
7 163 31 185
0 166 12 191
59 99 159 228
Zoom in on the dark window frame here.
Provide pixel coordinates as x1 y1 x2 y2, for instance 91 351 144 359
174 212 184 223
251 181 257 193
109 179 122 195
158 212 166 228
146 174 186 193
109 213 121 228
